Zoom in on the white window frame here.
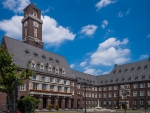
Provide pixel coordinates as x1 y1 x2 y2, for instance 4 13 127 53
133 91 137 96
148 82 150 87
20 84 26 91
109 86 112 90
140 83 145 88
133 84 138 89
140 91 145 96
114 86 118 90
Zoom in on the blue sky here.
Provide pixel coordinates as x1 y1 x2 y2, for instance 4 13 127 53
0 0 150 75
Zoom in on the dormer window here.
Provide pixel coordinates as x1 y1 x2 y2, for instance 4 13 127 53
113 71 116 74
110 79 113 83
122 78 125 81
135 76 138 80
40 62 44 70
42 55 46 61
33 9 37 17
31 60 36 69
131 68 134 71
25 49 30 56
124 69 128 72
116 79 119 82
62 68 65 75
56 59 59 64
141 75 145 79
48 64 52 73
128 77 131 81
137 67 141 70
100 81 103 84
32 75 36 80
34 52 38 58
49 57 53 63
55 67 59 74
105 80 108 83
118 70 122 73
144 66 148 69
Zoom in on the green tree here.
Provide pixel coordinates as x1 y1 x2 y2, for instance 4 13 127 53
0 45 34 113
17 96 41 113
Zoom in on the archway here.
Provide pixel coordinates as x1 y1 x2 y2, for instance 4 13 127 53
43 97 47 108
58 98 62 108
51 97 55 108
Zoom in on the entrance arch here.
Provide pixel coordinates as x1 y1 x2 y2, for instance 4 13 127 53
43 97 47 108
71 99 74 109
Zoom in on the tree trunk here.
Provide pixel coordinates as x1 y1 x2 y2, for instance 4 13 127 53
8 94 15 113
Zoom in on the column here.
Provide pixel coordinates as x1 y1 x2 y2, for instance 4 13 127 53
61 98 65 110
47 97 51 109
38 97 43 109
54 98 58 109
68 98 71 109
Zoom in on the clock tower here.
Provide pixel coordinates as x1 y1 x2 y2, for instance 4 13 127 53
21 3 44 49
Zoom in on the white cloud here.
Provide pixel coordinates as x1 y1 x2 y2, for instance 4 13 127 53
90 38 130 66
118 11 123 17
80 61 87 67
80 25 98 36
126 8 130 15
95 0 116 10
139 55 149 60
84 68 102 75
42 16 76 46
0 15 76 46
2 0 30 13
147 34 150 38
101 20 108 29
0 15 22 40
70 64 76 68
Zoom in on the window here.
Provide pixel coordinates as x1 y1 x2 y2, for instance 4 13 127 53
20 84 26 91
32 75 36 80
40 62 44 70
42 76 45 82
50 78 53 83
25 27 27 38
114 92 118 97
77 84 80 89
104 101 106 105
33 83 38 89
71 89 74 95
71 82 74 86
140 91 145 96
48 65 52 72
57 79 61 84
77 91 80 94
34 28 37 38
31 60 36 69
42 84 46 90
124 69 128 72
118 70 122 73
148 82 150 87
95 94 97 98
25 49 30 56
42 55 46 61
133 100 137 105
113 71 116 74
58 86 62 92
144 66 148 69
99 87 102 91
148 91 150 96
92 87 94 91
64 80 67 85
133 84 138 89
50 85 54 90
49 57 53 63
116 79 119 82
62 68 65 75
133 91 137 96
128 77 131 81
109 101 112 105
131 68 134 71
55 68 59 74
140 100 144 105
137 67 141 70
140 83 145 88
95 87 97 91
135 76 138 80
34 53 38 58
114 86 118 90
99 93 102 98
109 93 112 97
103 93 107 98
103 87 107 91
141 75 145 80
33 9 37 17
109 86 112 90
148 100 150 105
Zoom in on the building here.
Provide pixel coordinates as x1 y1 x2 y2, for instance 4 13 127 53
0 3 150 110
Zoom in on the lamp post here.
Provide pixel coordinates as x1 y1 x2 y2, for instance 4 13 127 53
122 90 129 113
76 78 91 113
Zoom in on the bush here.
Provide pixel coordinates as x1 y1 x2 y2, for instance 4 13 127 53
55 104 59 111
48 104 52 110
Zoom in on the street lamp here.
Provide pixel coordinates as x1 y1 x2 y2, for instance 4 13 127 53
76 78 92 113
122 90 129 113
